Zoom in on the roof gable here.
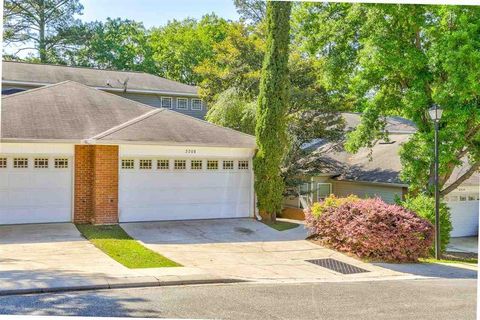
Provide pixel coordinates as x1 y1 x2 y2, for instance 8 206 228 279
97 108 256 148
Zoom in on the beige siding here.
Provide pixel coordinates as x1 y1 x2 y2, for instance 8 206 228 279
331 180 403 204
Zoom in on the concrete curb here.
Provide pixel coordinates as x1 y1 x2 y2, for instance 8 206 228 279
0 278 246 297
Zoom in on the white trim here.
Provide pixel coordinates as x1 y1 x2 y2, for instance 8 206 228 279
176 97 188 110
161 97 173 109
191 99 203 111
2 80 200 97
316 183 332 202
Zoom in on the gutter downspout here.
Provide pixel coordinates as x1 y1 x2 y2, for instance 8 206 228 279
253 192 262 221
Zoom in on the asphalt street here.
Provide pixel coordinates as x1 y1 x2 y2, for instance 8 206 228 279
0 279 476 320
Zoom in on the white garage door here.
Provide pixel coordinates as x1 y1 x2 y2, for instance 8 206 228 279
119 158 252 222
446 195 479 237
0 156 72 224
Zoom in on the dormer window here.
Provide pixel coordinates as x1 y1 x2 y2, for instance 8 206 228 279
161 97 172 109
191 99 203 111
177 98 188 110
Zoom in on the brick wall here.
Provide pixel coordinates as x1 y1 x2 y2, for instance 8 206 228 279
74 145 94 224
93 145 119 224
74 145 119 224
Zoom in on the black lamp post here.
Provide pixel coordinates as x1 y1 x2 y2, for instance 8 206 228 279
428 104 443 260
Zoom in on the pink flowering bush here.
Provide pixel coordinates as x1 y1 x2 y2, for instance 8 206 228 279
305 197 434 262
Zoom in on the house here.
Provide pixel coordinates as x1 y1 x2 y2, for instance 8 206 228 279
283 113 479 237
0 81 256 225
2 61 207 119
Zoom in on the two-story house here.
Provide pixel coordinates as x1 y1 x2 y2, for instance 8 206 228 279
0 61 257 226
2 61 207 119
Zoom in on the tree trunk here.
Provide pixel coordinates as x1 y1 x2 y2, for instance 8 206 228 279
39 0 46 62
259 210 276 224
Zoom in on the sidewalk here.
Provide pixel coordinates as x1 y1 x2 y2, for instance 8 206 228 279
0 223 238 296
0 267 240 296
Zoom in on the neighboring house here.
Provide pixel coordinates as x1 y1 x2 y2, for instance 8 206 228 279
0 81 256 225
1 61 207 119
284 113 479 237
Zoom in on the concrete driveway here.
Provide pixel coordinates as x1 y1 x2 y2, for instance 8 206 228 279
0 223 208 293
448 237 478 254
122 219 419 283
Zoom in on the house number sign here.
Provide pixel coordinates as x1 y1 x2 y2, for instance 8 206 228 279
185 149 197 154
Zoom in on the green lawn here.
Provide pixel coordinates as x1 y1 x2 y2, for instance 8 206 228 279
420 257 478 265
76 224 181 269
263 220 300 231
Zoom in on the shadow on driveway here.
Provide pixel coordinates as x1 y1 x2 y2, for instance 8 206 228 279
0 286 157 317
373 262 477 279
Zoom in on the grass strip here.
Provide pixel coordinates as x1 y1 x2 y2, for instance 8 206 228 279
77 224 181 269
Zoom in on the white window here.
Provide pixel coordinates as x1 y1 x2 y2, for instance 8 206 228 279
157 160 169 170
191 160 203 170
122 159 135 169
14 158 28 169
223 160 234 170
34 158 49 169
238 160 249 170
139 160 152 170
207 160 218 170
54 158 69 169
161 97 172 109
191 99 203 111
174 160 186 170
316 183 332 202
177 98 188 110
0 158 6 168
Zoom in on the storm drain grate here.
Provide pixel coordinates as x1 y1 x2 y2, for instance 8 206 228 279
306 258 370 275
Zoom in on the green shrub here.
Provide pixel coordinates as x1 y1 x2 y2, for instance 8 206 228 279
310 194 360 218
401 194 452 254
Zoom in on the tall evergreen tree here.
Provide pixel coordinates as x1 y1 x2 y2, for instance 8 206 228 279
3 0 84 63
254 1 291 222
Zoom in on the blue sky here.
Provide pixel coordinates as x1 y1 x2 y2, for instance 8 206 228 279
79 0 240 28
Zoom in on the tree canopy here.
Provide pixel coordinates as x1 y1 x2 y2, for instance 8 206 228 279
295 3 480 196
3 0 84 62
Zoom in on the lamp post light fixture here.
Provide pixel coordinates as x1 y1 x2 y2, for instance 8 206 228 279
428 104 443 260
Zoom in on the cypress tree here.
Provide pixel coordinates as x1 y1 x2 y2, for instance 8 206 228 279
253 1 291 222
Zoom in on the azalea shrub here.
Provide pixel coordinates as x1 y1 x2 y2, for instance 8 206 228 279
305 196 434 262
400 194 452 254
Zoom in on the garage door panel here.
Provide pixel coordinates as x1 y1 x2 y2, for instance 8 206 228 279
120 203 251 222
448 201 479 237
119 158 252 222
0 207 71 224
0 156 72 225
119 186 251 205
0 174 7 188
123 172 251 189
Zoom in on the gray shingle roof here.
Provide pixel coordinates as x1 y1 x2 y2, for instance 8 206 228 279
305 113 479 187
1 81 256 148
301 134 407 185
2 61 198 95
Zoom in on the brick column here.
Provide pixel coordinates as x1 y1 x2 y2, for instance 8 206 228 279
93 145 119 224
74 145 94 224
74 145 119 224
